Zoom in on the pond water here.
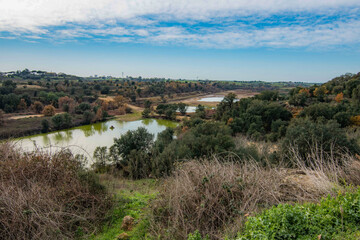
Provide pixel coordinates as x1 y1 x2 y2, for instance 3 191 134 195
185 106 197 113
198 96 240 103
176 106 197 113
198 96 225 102
15 119 178 163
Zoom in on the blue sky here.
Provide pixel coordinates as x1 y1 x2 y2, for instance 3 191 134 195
1 0 360 82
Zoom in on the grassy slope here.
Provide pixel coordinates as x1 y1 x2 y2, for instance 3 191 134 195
91 176 158 240
115 111 142 121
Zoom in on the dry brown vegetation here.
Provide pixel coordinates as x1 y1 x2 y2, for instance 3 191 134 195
0 143 112 240
148 149 360 239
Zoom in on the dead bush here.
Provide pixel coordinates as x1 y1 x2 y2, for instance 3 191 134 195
42 105 56 116
148 149 360 240
148 159 286 239
0 143 112 240
288 144 360 188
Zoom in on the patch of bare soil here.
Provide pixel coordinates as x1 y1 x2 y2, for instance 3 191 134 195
7 114 43 120
17 84 45 89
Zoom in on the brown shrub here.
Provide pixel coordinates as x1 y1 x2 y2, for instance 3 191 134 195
94 107 104 122
116 105 127 115
149 159 286 239
0 143 112 240
288 145 360 188
42 105 56 116
149 150 360 239
17 99 27 111
31 101 44 114
58 96 76 113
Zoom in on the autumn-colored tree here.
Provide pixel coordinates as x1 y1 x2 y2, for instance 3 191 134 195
17 99 27 111
58 96 76 113
117 106 126 115
31 101 44 114
108 100 117 110
350 115 360 126
335 92 344 103
114 95 126 107
94 108 103 122
227 117 234 125
42 105 56 116
101 101 109 111
313 86 329 100
299 88 311 97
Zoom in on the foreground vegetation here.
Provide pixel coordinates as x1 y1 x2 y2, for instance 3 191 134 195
0 143 111 239
239 190 360 240
1 71 360 239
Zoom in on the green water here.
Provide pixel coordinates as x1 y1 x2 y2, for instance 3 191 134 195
15 119 178 161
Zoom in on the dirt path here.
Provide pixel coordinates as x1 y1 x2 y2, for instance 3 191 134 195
126 103 144 112
7 112 64 120
7 114 43 120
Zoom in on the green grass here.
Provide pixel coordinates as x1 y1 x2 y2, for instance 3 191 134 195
237 189 360 240
91 177 158 240
116 111 142 121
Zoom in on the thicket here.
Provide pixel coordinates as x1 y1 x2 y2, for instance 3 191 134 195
215 94 292 141
281 118 360 165
149 159 286 239
51 113 72 130
149 151 360 240
0 143 112 240
93 122 239 179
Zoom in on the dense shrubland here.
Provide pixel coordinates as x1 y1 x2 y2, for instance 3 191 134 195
150 153 360 240
0 143 111 239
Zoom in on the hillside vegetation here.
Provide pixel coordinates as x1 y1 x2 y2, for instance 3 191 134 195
1 72 360 239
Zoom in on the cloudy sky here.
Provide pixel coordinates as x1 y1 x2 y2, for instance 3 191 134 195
1 0 360 82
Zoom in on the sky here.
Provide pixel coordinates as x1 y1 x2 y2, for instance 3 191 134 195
1 0 360 82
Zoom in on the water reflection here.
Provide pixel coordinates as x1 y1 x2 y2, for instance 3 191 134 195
16 119 178 164
142 118 152 126
198 96 239 102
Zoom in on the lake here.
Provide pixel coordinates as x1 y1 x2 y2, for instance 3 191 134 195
176 106 197 113
198 96 225 102
198 96 239 102
14 119 178 163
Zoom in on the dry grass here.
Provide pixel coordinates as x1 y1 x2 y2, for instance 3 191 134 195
0 142 112 240
148 148 360 240
149 159 286 239
287 145 360 189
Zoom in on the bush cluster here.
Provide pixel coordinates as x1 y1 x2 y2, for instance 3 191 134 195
0 143 111 240
238 190 360 240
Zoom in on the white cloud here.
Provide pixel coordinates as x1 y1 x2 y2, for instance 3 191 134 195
0 0 360 48
1 0 360 31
